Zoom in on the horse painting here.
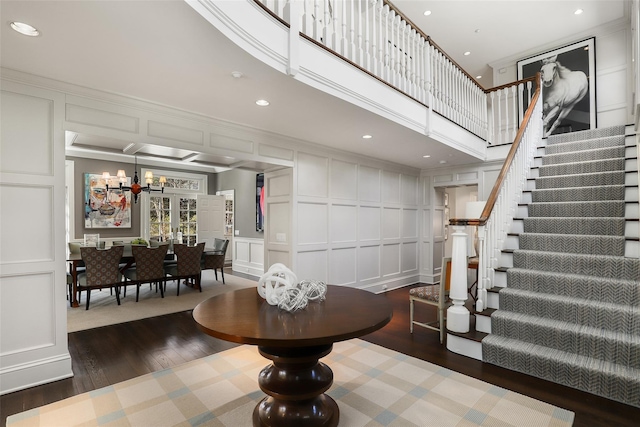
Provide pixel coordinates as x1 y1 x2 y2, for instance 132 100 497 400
540 55 588 137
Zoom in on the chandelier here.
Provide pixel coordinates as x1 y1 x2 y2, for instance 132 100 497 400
102 157 166 203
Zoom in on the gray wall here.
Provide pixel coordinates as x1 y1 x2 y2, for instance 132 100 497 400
215 168 265 239
67 156 217 240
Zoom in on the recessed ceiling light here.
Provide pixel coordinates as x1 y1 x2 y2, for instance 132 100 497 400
423 10 432 16
464 51 471 56
362 135 372 139
474 29 481 33
10 21 39 37
256 99 270 106
423 155 431 158
574 9 583 15
439 160 447 164
476 75 482 79
231 71 243 78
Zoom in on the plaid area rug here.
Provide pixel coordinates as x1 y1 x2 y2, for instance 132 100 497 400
7 339 574 427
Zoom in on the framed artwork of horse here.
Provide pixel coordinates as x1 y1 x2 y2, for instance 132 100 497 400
517 38 596 137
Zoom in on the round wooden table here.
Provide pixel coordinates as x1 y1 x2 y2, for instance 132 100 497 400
192 285 393 427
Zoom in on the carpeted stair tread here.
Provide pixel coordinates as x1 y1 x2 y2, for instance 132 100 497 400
534 170 626 189
546 125 626 144
482 334 640 408
538 158 625 177
523 217 626 236
518 233 625 256
512 250 640 280
542 146 626 165
528 200 625 217
490 311 640 369
485 125 640 408
498 288 640 333
543 135 625 155
531 185 625 202
506 268 640 305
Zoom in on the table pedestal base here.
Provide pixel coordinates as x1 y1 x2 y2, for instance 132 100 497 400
253 344 338 427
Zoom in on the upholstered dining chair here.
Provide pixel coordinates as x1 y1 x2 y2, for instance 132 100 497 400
123 245 169 302
202 238 229 284
78 245 124 310
165 242 205 296
409 256 452 343
67 242 86 304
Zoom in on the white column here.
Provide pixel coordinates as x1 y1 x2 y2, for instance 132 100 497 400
446 225 470 333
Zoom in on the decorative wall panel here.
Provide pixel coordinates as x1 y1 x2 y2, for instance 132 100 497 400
329 247 356 285
402 209 418 238
331 160 357 200
268 202 290 244
0 185 54 264
259 143 294 161
0 273 55 355
358 166 380 202
331 204 357 243
358 206 381 241
297 250 328 282
358 245 380 281
267 174 291 197
147 120 204 146
382 207 401 239
382 243 400 276
422 210 432 238
1 91 53 176
298 203 328 245
382 171 400 203
65 103 138 134
210 133 254 153
402 242 418 272
297 152 328 197
402 175 418 205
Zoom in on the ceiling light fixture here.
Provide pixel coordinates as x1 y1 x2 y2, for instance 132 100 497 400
423 155 431 158
362 135 372 139
423 10 432 16
231 71 243 78
464 51 471 56
10 21 39 37
476 75 482 79
574 9 583 15
101 156 166 204
256 99 270 106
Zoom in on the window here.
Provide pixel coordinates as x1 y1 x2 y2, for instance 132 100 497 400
141 169 207 245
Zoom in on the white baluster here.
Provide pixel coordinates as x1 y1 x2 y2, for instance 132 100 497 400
364 0 370 70
383 5 390 81
349 0 355 61
371 0 377 76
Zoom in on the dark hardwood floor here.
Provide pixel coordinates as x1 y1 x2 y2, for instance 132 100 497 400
2 273 638 426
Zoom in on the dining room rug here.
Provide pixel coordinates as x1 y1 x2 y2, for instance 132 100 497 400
6 339 574 427
67 270 257 332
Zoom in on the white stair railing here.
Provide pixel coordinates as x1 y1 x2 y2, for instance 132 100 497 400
448 74 542 321
256 0 488 139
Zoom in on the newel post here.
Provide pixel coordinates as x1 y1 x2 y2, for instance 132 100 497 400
447 225 470 333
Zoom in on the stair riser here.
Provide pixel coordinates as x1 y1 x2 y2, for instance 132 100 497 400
475 314 492 333
499 292 640 333
523 202 637 218
482 337 640 408
541 135 627 155
524 186 630 203
491 315 640 369
526 171 637 189
520 218 628 237
518 234 625 256
506 269 640 306
487 290 500 309
546 125 626 143
541 147 626 166
513 251 640 280
504 238 638 262
537 159 632 177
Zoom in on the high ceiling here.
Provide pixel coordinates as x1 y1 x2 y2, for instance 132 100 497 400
0 0 628 172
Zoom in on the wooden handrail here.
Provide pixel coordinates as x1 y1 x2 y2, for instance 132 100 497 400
449 72 541 227
484 75 537 94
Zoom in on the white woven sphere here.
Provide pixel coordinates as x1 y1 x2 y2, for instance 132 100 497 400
257 263 298 305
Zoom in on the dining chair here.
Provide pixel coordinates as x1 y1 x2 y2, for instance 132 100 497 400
409 256 452 343
165 242 205 296
202 238 229 284
78 246 124 310
122 245 168 302
67 242 86 305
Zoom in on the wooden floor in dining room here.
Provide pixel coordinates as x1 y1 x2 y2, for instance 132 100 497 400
1 270 638 427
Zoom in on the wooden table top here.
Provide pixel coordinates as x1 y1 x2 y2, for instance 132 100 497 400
192 285 393 347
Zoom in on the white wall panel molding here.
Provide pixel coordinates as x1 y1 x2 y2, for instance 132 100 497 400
264 168 292 270
381 243 401 277
297 202 328 245
402 209 419 239
147 120 204 147
382 171 401 204
232 237 265 277
297 250 328 283
330 204 357 243
402 242 419 273
65 103 139 134
297 152 329 197
1 79 72 395
329 247 357 286
382 207 401 240
1 90 54 176
358 166 381 202
258 143 294 161
330 160 358 200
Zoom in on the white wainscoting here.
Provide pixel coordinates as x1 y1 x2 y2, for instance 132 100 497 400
232 237 265 278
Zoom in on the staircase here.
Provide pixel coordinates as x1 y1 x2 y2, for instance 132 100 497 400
481 125 640 408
